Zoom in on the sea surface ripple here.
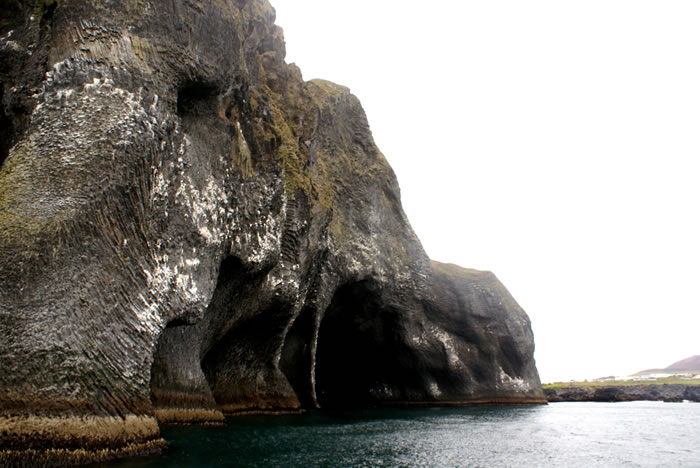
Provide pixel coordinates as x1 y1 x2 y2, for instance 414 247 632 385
110 401 700 467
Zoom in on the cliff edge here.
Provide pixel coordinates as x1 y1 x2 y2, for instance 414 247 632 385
0 0 543 464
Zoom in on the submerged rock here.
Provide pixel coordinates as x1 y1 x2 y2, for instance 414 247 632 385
0 0 543 463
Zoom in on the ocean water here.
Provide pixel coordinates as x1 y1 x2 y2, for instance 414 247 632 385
111 402 700 467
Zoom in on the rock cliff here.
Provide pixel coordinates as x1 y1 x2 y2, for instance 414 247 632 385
0 0 544 464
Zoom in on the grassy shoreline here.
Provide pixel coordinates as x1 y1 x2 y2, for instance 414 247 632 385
544 375 700 390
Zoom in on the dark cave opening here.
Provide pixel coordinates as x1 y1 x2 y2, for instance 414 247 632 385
314 280 411 408
150 255 251 410
40 0 57 24
198 284 308 412
176 82 219 116
196 258 293 410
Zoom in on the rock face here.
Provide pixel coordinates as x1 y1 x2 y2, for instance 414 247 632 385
0 0 543 464
545 385 700 403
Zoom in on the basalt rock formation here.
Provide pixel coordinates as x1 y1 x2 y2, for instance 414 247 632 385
0 0 544 464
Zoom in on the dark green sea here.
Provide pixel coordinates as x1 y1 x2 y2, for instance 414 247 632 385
109 402 700 467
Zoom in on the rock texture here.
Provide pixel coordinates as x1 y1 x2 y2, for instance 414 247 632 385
545 385 700 403
0 0 543 464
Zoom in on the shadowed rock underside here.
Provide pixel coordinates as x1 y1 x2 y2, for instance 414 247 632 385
0 0 544 464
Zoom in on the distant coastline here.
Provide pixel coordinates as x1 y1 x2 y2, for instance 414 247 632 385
544 355 700 402
544 374 700 403
544 383 700 402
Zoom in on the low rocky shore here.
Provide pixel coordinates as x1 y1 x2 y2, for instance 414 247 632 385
545 384 700 402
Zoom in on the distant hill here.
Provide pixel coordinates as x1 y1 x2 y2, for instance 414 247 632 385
636 355 700 375
665 355 700 372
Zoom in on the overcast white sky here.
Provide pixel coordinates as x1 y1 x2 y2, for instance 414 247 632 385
273 1 700 383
